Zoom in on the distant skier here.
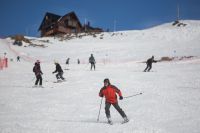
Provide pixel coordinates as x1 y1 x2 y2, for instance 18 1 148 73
33 60 43 87
66 58 70 65
89 54 96 70
52 62 65 81
144 56 157 72
77 59 80 64
99 78 129 124
17 56 20 62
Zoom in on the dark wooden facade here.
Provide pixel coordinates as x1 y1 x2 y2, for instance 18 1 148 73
38 12 82 37
82 22 103 33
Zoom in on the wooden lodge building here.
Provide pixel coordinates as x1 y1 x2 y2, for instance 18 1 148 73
38 11 103 37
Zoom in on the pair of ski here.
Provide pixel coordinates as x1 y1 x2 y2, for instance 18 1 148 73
32 85 44 88
109 120 129 125
31 80 66 88
53 80 66 83
99 119 129 125
32 85 54 88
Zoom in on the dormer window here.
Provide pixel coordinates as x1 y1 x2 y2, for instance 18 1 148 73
66 16 70 20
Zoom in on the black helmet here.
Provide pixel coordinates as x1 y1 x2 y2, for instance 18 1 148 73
104 78 110 85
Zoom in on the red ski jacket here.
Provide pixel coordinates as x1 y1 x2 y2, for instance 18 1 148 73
99 85 122 104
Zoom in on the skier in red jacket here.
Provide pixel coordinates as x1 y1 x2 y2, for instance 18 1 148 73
99 78 129 124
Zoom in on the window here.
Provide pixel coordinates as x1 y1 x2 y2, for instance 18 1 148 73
64 20 68 26
71 28 77 33
72 21 77 27
67 20 77 27
68 20 73 26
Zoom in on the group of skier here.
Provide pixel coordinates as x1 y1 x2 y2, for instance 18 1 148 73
65 58 81 65
32 55 157 124
88 54 157 72
33 61 65 87
65 54 96 70
32 54 97 87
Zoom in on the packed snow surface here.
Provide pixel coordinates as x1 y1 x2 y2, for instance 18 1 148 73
0 20 200 133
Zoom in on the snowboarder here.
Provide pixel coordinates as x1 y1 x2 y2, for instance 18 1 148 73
33 60 43 87
66 58 70 65
89 54 96 70
52 62 65 81
77 59 80 64
144 56 157 72
99 78 129 124
17 56 20 62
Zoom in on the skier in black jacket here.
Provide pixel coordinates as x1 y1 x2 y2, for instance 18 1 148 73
144 56 157 72
89 54 96 70
52 62 65 81
33 60 43 86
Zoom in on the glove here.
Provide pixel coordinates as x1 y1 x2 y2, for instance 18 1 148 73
52 72 54 74
99 94 104 97
119 96 123 100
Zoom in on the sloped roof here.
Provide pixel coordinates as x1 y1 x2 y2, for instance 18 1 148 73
38 11 83 31
38 12 61 31
59 11 82 27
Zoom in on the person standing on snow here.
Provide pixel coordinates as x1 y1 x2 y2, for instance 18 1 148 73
144 56 157 72
99 78 129 124
17 56 20 62
77 59 80 64
52 62 65 81
33 60 43 87
66 58 70 65
89 54 96 70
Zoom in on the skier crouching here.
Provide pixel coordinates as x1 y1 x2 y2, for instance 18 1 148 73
99 78 129 124
52 62 65 82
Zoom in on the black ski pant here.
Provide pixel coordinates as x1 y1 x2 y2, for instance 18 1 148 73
56 72 65 80
35 74 42 85
105 102 127 119
90 63 95 70
144 64 152 72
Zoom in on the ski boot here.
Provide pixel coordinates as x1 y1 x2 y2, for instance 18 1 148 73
122 117 129 124
107 118 113 125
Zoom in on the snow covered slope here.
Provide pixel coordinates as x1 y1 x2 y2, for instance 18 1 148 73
0 20 200 133
2 20 200 63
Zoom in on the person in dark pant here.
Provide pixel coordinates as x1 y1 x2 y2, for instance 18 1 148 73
66 58 70 65
52 62 65 81
33 60 43 87
144 56 157 72
17 56 20 62
99 78 128 124
77 59 80 64
89 54 96 70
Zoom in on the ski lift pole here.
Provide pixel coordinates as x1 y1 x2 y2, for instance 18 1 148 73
97 97 103 122
124 92 143 99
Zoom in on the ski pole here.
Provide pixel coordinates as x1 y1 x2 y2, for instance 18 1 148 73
31 76 35 81
97 97 103 122
124 92 143 99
